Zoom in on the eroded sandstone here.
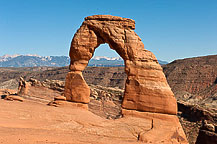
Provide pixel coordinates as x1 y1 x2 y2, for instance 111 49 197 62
63 15 188 143
65 15 177 115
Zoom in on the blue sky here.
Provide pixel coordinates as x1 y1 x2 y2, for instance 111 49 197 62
0 0 217 62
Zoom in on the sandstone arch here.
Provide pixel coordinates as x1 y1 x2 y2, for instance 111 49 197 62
65 15 177 115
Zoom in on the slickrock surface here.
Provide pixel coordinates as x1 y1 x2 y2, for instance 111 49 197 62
0 76 188 143
66 15 177 115
12 77 217 143
0 99 188 144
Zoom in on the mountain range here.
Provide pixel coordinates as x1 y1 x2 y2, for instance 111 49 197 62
0 54 168 67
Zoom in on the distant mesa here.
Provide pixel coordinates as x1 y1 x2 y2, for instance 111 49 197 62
0 54 167 67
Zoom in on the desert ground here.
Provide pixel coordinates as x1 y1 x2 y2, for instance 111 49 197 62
0 89 186 144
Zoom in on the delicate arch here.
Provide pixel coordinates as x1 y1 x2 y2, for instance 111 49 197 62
65 15 177 115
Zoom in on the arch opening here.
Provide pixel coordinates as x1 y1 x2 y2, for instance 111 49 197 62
88 43 124 67
81 43 126 119
93 43 120 58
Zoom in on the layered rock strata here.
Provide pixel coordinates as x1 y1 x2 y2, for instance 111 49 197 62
163 55 217 99
65 15 177 115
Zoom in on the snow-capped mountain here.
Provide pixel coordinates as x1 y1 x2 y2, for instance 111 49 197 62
89 56 124 67
0 54 53 62
92 56 122 61
0 54 20 62
0 54 167 67
0 54 70 67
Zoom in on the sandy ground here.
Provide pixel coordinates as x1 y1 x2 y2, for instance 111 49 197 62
0 98 150 144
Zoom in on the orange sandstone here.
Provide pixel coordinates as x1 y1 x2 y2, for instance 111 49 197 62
65 15 177 115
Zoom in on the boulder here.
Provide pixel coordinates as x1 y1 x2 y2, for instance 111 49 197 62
48 100 88 110
54 96 66 101
4 95 24 102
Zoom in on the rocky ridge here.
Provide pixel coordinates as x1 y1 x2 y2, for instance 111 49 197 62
163 55 217 101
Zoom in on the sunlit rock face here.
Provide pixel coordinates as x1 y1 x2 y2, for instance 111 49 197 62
65 15 177 115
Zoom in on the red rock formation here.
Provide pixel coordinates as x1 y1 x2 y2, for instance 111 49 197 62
17 77 30 95
64 71 90 103
65 15 177 115
64 15 187 144
122 109 188 143
16 78 63 103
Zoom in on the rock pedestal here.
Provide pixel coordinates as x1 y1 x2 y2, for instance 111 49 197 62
64 71 90 103
17 77 30 96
